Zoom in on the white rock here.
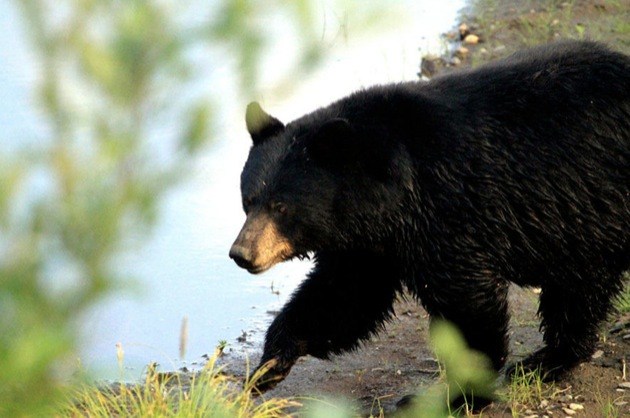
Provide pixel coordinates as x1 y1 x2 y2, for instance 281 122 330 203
591 349 604 359
562 407 576 415
618 382 630 389
569 403 584 410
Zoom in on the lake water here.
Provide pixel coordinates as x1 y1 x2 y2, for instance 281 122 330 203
0 0 464 379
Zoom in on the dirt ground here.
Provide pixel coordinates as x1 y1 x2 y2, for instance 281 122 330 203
222 287 629 417
219 1 630 416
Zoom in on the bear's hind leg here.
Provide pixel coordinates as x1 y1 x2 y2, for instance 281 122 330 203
519 266 626 380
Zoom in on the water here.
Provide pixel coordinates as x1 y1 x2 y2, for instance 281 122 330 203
0 0 464 379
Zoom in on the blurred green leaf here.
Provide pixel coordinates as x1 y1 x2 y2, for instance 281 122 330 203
2 0 362 415
182 102 213 154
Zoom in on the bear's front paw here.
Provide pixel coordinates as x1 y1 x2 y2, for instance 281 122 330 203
247 356 296 393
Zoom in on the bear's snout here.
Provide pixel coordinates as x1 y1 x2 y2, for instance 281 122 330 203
230 213 295 274
229 244 255 270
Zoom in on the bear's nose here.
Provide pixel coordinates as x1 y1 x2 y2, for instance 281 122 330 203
229 245 254 270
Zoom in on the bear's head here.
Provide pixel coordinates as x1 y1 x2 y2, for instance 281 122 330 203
229 101 411 274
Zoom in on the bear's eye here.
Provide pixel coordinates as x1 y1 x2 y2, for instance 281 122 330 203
271 202 287 215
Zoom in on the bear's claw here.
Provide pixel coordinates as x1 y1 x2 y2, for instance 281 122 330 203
247 357 296 394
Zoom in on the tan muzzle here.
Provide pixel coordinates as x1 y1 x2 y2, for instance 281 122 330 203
229 212 294 274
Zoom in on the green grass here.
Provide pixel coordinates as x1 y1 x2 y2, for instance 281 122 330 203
63 352 299 417
501 365 557 417
615 279 630 314
464 0 630 68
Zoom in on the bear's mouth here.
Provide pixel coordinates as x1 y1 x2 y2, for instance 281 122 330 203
247 264 272 275
245 251 311 275
246 252 308 275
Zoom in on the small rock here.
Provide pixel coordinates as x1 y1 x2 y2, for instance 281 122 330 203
540 399 549 408
524 415 538 418
618 382 630 389
622 333 630 340
562 407 576 415
396 369 402 375
464 34 480 45
454 46 469 59
569 403 584 410
450 57 461 66
609 322 628 334
532 287 542 294
614 401 628 407
480 47 488 54
616 388 626 393
525 410 536 414
551 19 560 26
591 349 604 359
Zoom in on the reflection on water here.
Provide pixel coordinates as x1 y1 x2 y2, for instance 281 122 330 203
1 0 464 379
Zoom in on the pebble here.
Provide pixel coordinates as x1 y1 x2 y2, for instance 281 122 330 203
464 34 480 45
614 401 628 406
622 333 630 340
562 407 576 415
455 47 469 59
618 382 630 389
569 403 583 410
524 415 538 418
591 349 604 359
539 399 549 408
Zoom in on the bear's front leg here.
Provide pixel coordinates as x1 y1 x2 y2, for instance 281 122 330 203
249 250 401 392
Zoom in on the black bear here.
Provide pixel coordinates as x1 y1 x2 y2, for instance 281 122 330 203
229 41 629 399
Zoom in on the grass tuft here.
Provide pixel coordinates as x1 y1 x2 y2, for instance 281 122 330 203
63 351 299 417
502 365 557 417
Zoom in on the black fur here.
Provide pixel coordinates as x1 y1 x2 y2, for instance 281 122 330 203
233 41 630 396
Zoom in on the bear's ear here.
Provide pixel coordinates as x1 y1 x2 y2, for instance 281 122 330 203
245 102 285 145
307 118 359 167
